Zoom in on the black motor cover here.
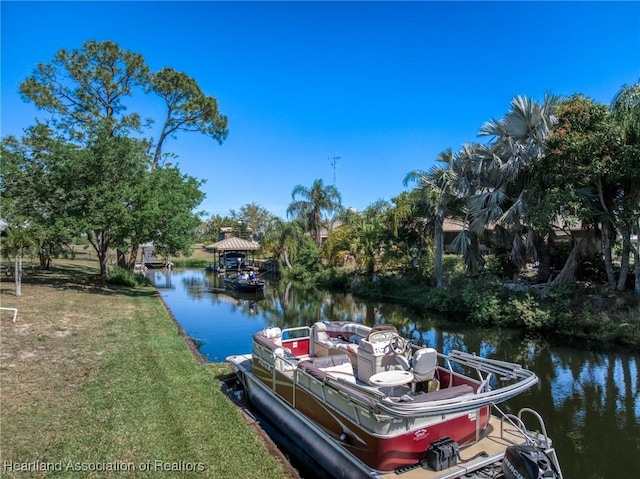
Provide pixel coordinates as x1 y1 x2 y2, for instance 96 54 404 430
502 445 559 479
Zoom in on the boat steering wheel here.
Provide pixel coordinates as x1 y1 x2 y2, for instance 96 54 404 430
389 335 408 355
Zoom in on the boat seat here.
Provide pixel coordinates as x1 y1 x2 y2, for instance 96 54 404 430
411 348 438 382
259 327 283 346
253 327 297 371
394 347 440 392
273 347 297 372
253 328 291 353
299 353 356 383
309 322 363 364
395 384 474 404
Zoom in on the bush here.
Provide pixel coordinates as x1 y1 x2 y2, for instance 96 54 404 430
484 250 520 279
106 266 151 287
316 267 351 291
507 295 551 329
282 264 318 285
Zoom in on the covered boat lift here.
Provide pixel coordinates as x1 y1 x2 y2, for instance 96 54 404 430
204 237 260 272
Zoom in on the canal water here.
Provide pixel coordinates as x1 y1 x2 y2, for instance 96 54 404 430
152 269 639 479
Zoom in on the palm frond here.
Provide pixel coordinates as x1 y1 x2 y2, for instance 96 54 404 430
491 224 512 249
511 234 527 267
450 230 470 256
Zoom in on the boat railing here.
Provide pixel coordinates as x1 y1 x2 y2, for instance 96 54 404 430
501 407 550 449
447 350 534 381
497 404 564 479
324 377 386 409
376 351 539 418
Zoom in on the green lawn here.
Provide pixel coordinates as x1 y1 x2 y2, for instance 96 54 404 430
0 259 297 478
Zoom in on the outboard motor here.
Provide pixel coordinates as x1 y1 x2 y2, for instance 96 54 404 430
502 445 560 479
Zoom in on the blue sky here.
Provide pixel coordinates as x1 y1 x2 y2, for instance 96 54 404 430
2 1 639 219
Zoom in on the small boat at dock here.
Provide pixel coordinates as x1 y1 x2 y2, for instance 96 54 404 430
227 321 563 479
223 275 265 293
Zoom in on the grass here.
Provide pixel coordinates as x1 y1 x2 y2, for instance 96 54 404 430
171 244 212 268
0 255 297 479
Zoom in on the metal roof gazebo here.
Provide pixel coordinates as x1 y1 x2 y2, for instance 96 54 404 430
204 237 260 271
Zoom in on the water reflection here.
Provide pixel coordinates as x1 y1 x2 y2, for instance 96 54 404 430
153 269 639 479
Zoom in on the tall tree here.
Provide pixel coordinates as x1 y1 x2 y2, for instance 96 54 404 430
610 82 640 294
473 94 560 282
20 40 149 142
387 192 429 275
228 202 274 243
19 41 228 157
139 167 205 262
349 218 385 275
405 148 468 286
541 95 629 291
261 217 306 270
150 67 228 169
198 214 227 244
14 40 226 274
1 126 79 270
65 126 150 276
287 179 342 245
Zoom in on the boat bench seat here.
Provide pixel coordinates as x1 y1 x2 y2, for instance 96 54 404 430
253 328 290 351
253 328 297 371
404 384 474 403
299 353 356 383
309 322 368 364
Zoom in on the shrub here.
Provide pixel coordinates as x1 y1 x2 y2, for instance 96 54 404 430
484 250 520 279
316 267 351 291
106 266 152 287
507 295 551 329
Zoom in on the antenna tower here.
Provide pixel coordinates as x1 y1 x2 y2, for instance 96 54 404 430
330 155 341 186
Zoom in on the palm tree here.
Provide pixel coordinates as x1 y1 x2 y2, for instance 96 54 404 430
406 167 446 286
261 217 306 270
287 179 342 245
610 82 640 294
472 94 560 282
405 146 476 285
349 219 384 275
611 82 640 145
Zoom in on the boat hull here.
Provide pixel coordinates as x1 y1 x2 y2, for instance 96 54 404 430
231 355 374 479
223 277 265 293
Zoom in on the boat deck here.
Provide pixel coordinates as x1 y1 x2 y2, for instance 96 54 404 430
379 415 526 478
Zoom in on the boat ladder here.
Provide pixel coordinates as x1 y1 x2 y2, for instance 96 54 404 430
498 405 564 479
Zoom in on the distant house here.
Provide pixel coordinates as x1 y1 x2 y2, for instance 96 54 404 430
442 217 600 255
442 218 490 254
